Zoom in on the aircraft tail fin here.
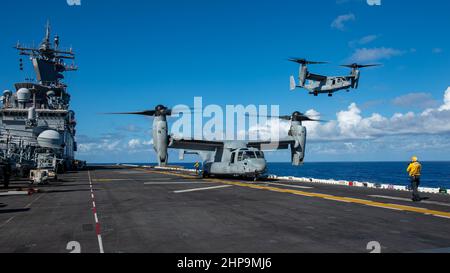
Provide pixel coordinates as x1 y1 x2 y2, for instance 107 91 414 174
290 76 297 91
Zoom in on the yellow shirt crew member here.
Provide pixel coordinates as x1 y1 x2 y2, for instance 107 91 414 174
407 156 422 202
407 161 422 177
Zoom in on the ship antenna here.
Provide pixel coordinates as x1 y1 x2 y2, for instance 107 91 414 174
45 20 51 43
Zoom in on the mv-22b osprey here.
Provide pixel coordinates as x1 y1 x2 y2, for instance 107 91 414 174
109 105 319 179
289 58 380 97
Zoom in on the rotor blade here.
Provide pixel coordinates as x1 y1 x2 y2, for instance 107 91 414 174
103 110 156 116
341 63 381 69
300 116 323 122
245 113 324 121
359 64 381 68
168 107 203 116
244 113 290 120
288 58 327 65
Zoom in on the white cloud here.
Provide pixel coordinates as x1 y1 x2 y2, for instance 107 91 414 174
253 88 450 143
78 139 121 154
78 88 450 162
391 92 439 109
439 87 450 111
128 138 153 150
350 47 404 62
331 13 356 31
349 35 379 47
77 130 153 157
128 139 141 149
119 124 143 133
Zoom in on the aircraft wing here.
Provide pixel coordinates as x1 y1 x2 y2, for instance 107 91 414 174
169 137 224 152
306 73 327 82
247 138 295 151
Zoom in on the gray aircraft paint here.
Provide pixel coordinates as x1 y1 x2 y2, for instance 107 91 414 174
109 107 311 179
289 58 380 97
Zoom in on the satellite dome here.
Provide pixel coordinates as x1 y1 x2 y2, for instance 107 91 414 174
17 88 31 103
37 130 63 149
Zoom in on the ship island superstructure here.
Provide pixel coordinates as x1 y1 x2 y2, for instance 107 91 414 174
0 23 81 186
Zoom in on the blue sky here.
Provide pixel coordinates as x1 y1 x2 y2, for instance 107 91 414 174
0 0 449 163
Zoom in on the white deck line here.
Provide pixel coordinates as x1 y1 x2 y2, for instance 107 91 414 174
370 195 450 207
121 165 449 195
174 185 233 194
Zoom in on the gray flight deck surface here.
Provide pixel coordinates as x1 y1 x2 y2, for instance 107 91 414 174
1 165 450 253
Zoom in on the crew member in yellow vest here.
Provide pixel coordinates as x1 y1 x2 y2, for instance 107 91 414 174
407 156 422 202
194 162 201 175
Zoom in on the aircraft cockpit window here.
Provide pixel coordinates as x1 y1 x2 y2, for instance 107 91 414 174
243 151 256 159
255 151 265 159
237 152 244 161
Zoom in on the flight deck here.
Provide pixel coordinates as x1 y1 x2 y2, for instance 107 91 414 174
1 165 450 253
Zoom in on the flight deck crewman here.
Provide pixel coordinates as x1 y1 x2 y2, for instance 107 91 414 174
407 156 422 202
194 162 201 175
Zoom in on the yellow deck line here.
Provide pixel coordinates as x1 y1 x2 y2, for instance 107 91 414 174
137 168 450 219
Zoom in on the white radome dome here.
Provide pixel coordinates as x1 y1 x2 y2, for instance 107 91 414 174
37 130 63 149
17 88 31 103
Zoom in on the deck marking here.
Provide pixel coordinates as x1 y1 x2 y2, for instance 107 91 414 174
118 171 147 174
0 191 29 196
144 182 217 185
369 195 450 208
264 183 313 189
88 170 105 254
137 168 450 219
25 194 44 209
0 191 44 229
435 215 450 220
0 217 15 229
93 179 133 182
174 185 233 194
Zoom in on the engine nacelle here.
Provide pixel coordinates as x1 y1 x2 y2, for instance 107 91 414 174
352 69 361 89
299 65 308 87
152 117 169 166
289 123 307 166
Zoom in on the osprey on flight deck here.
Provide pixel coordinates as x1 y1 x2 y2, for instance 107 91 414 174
109 106 320 179
289 58 380 97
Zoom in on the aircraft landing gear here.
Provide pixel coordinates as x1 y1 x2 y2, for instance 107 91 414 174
314 92 318 97
328 93 333 97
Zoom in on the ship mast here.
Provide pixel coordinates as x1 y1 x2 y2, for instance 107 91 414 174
14 22 77 87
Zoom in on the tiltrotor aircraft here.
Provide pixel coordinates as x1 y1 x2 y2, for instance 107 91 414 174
109 106 319 179
289 58 380 97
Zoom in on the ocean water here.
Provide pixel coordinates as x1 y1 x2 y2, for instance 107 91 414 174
265 162 450 189
156 162 450 189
